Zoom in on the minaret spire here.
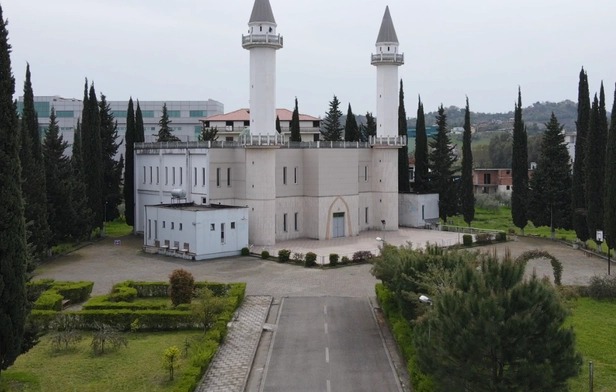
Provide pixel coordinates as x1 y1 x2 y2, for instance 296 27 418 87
249 0 277 25
376 6 399 44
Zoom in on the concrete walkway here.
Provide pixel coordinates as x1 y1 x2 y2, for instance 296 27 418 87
197 295 272 392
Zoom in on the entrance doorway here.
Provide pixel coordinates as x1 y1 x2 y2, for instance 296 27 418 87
333 212 345 238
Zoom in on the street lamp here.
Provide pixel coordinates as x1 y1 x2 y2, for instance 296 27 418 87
419 295 434 341
381 219 386 243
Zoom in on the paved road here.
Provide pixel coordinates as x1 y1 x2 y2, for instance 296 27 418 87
262 297 401 392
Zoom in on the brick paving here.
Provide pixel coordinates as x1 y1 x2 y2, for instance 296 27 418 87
196 295 272 392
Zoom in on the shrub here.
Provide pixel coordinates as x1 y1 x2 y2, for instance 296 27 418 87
49 314 83 351
169 269 195 307
463 234 473 247
305 252 317 267
109 286 138 303
587 275 616 300
292 252 304 263
26 279 55 301
125 282 169 297
278 249 291 263
329 253 339 267
90 322 128 355
340 256 350 264
261 250 270 259
162 346 182 381
34 290 63 311
194 282 229 297
496 232 507 242
241 247 250 256
474 233 493 244
191 288 227 333
352 250 374 263
474 194 500 211
174 339 219 392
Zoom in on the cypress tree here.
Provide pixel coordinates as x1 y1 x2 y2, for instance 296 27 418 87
19 63 50 266
290 97 301 142
43 108 72 244
124 98 135 227
604 83 616 251
70 121 92 240
460 96 474 226
157 103 180 142
585 87 607 245
198 125 219 141
135 101 145 142
275 115 281 134
99 94 123 222
428 105 458 222
364 112 376 141
414 96 428 193
528 113 572 239
511 88 529 235
398 80 410 192
572 68 590 241
0 5 29 376
322 95 343 141
344 103 359 142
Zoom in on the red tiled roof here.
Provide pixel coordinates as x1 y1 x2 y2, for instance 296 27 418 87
203 108 319 122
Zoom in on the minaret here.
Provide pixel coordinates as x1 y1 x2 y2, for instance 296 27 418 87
242 0 283 136
372 6 403 137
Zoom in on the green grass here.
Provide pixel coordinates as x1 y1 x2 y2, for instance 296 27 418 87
1 330 202 392
104 217 132 237
567 298 616 392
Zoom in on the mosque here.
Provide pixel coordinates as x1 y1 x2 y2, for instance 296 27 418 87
133 0 438 260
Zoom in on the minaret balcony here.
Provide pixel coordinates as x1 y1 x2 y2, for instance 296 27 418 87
242 33 283 49
371 53 404 65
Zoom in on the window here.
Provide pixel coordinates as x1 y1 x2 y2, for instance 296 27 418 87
162 221 166 228
226 136 234 141
112 111 127 118
227 168 231 187
141 110 155 118
506 185 511 190
221 223 225 244
216 168 221 187
202 168 206 186
365 166 368 181
148 219 151 239
243 121 249 126
156 167 159 184
210 224 215 231
313 121 320 128
165 167 168 185
56 110 74 118
171 222 175 230
422 205 425 220
179 167 183 185
190 110 207 117
174 241 179 249
283 213 288 232
294 212 299 231
179 223 183 231
154 220 157 239
283 166 287 185
231 222 236 229
173 167 176 185
294 167 298 184
225 121 233 126
365 207 369 224
194 168 197 186
149 166 152 183
143 166 146 184
484 173 491 184
168 110 181 117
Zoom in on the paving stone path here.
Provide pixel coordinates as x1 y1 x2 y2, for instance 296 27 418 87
196 295 272 392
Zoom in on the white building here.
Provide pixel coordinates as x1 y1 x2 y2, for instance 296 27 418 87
134 0 438 258
16 96 224 153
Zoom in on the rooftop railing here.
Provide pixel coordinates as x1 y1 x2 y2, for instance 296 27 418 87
371 53 404 64
242 33 283 47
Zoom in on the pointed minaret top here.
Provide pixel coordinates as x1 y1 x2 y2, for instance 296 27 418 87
249 0 277 25
376 6 399 44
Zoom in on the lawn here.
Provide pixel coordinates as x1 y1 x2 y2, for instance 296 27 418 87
1 330 202 392
103 217 133 237
567 298 616 392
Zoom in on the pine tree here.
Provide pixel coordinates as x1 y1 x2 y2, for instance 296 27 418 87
19 63 50 266
123 98 136 227
428 105 458 222
511 88 529 235
99 94 123 222
198 125 219 141
322 95 343 141
363 112 376 141
43 108 73 244
585 87 608 244
572 68 591 242
344 103 359 142
460 97 474 226
414 96 428 193
414 253 582 391
275 115 281 134
605 83 616 251
157 103 180 142
135 101 145 143
398 80 410 192
290 97 301 142
529 113 572 239
70 121 93 240
0 6 29 377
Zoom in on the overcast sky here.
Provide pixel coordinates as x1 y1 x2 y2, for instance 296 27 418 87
4 0 615 119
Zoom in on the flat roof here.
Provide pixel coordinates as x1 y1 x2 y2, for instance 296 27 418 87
146 202 247 211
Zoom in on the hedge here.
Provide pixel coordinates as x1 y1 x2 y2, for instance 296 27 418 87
375 284 435 392
110 286 138 302
174 339 219 392
28 280 93 304
83 296 170 311
112 281 233 298
34 291 63 311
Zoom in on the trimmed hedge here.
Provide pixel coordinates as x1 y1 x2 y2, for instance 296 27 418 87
329 253 339 266
174 339 219 392
278 249 291 263
52 281 94 303
110 286 138 302
376 284 435 392
34 291 63 311
463 234 473 247
305 252 317 267
83 296 170 311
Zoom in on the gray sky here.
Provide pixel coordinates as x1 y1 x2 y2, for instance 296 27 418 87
4 0 615 119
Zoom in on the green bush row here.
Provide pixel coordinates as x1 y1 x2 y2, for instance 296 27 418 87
173 338 219 392
33 291 63 311
112 281 232 298
376 284 435 392
110 286 138 302
27 279 93 303
83 295 169 311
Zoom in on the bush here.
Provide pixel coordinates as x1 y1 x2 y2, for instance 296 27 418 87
174 339 219 392
194 282 229 297
83 295 169 311
169 269 195 307
261 250 270 259
26 279 55 301
352 250 374 263
34 290 63 311
305 252 317 267
292 252 304 263
463 234 473 247
474 233 493 244
241 247 250 256
27 280 93 304
474 194 500 211
587 275 616 300
496 232 507 242
278 249 291 263
329 253 339 267
109 286 138 303
340 256 350 264
125 282 169 298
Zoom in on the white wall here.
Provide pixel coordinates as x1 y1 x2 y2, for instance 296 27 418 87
376 64 399 137
399 193 440 227
250 47 277 135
